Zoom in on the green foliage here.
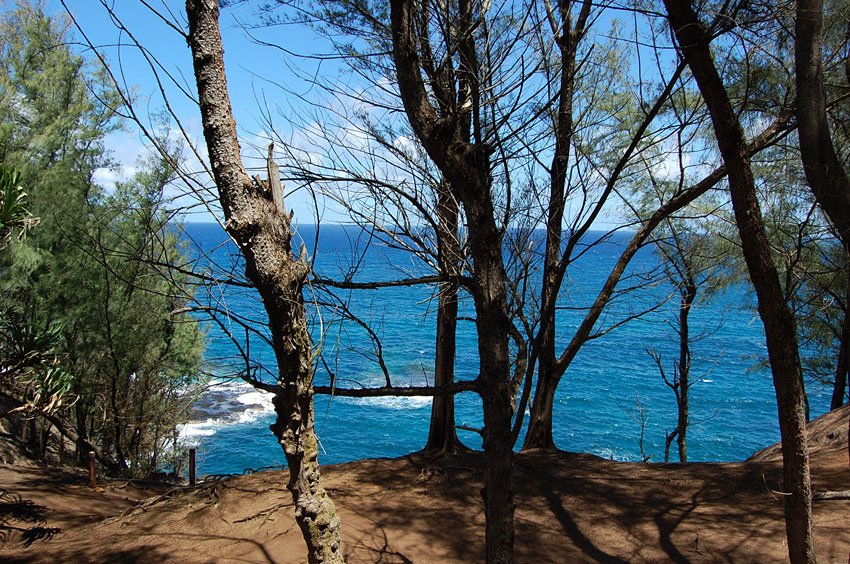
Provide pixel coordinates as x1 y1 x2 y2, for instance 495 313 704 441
0 165 37 250
0 313 73 417
0 2 205 476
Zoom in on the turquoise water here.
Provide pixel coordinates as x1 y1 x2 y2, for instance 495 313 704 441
178 223 833 476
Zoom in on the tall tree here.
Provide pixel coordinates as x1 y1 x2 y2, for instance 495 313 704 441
185 1 343 561
795 0 850 413
515 3 692 452
253 0 471 455
663 2 816 561
522 0 595 451
388 0 517 558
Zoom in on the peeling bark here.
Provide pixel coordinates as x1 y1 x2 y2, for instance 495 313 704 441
185 2 343 561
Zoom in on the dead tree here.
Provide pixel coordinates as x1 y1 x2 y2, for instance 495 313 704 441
185 1 343 561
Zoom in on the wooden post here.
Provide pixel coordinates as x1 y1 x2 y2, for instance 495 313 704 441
88 451 96 488
189 448 196 486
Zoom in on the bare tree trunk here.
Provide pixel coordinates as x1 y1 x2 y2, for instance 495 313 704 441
425 183 465 454
185 2 343 561
466 204 515 564
831 284 849 409
663 3 815 562
523 0 592 453
389 0 516 558
676 280 696 464
796 0 850 473
425 282 464 452
74 395 88 464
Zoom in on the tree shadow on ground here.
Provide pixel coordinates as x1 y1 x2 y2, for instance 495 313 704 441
510 452 791 563
7 545 174 563
322 451 800 562
330 455 485 562
0 489 60 548
3 445 847 563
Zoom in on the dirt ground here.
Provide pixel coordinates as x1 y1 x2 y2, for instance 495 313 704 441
1 406 848 563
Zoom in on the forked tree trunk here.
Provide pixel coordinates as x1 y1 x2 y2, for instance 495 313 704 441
185 2 343 561
663 3 815 562
389 0 516 558
523 0 592 453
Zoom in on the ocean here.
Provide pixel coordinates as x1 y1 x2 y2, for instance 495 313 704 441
177 222 833 476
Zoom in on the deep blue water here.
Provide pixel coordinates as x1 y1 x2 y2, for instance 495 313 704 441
177 222 833 476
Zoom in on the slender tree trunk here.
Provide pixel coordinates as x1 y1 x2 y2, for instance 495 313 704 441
796 0 850 467
664 3 816 562
74 395 88 464
831 285 849 409
185 2 343 561
425 183 465 453
523 0 592 453
676 281 696 464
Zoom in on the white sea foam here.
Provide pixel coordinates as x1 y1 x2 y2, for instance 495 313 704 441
178 380 276 444
237 389 275 410
176 419 221 447
344 395 432 410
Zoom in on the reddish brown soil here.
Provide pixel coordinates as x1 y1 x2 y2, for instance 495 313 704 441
1 406 848 563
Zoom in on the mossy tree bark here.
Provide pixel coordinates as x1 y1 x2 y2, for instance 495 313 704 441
185 1 343 561
663 2 815 562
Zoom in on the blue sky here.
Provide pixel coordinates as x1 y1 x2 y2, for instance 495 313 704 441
46 1 640 230
51 0 340 223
